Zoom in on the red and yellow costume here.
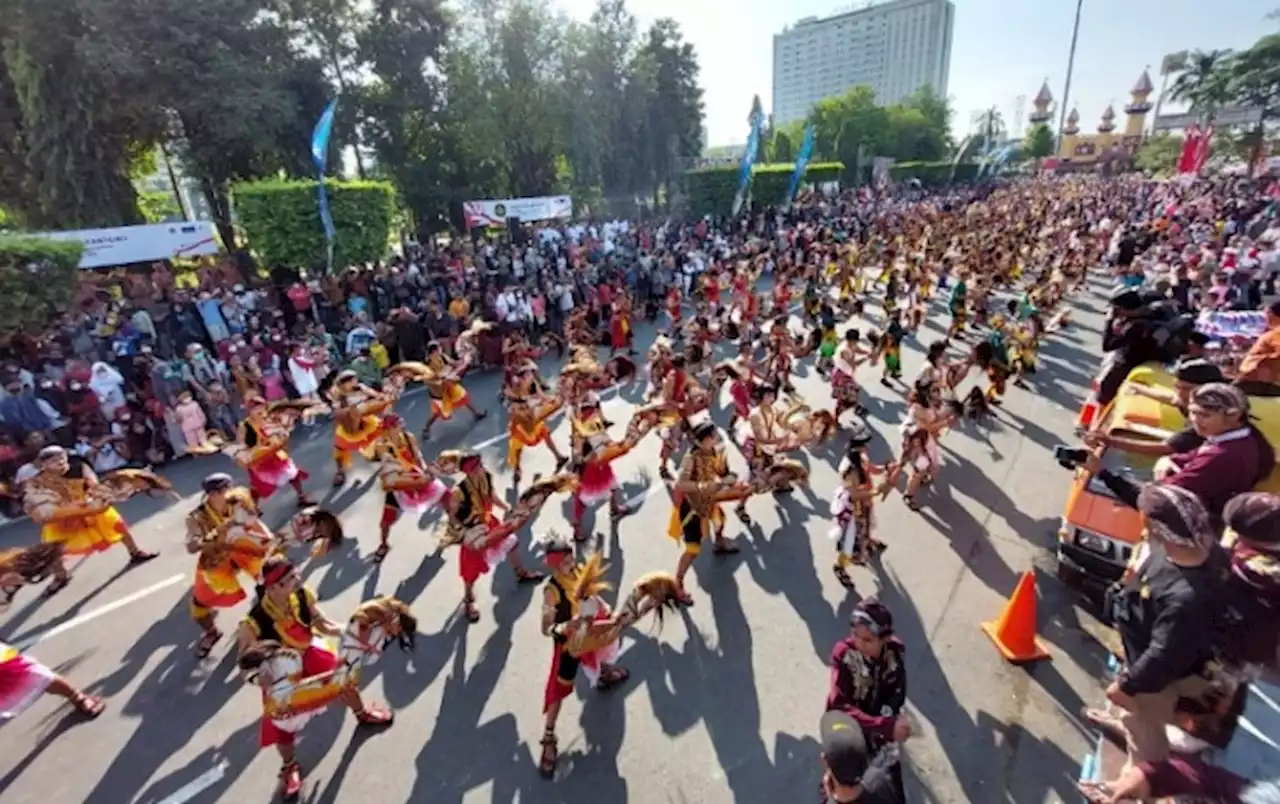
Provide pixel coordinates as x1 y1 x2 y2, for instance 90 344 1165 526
330 379 390 472
376 422 447 533
189 487 274 618
243 584 342 748
237 399 309 502
667 445 734 556
24 462 127 556
444 468 512 587
432 351 473 418
506 387 562 477
609 298 633 352
665 288 682 329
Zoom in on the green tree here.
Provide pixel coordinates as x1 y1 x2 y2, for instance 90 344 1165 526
1 0 152 229
1024 123 1054 159
1169 49 1235 122
1135 133 1184 175
637 18 704 208
768 128 795 163
1226 34 1280 174
0 234 83 333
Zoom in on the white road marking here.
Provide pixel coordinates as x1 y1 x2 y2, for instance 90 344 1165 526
622 484 666 509
614 636 636 659
15 573 186 651
155 760 230 804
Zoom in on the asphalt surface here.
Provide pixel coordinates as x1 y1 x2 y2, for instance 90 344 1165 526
0 278 1116 804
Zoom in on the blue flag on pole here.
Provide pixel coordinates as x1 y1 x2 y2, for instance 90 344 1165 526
311 100 338 262
731 110 764 216
784 124 815 204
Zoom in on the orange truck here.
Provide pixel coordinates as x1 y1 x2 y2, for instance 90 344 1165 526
1058 364 1280 593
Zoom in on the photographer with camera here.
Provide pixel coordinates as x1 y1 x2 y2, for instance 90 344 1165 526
1095 286 1195 408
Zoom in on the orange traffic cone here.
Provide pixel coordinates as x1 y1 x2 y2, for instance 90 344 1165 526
981 571 1051 664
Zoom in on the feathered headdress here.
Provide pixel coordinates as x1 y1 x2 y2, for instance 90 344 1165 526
570 552 612 602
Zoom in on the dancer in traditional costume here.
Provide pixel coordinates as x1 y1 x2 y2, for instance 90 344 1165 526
505 368 567 486
655 355 709 481
374 415 447 562
421 340 488 441
664 286 683 335
946 270 968 339
0 639 105 721
187 472 278 658
0 542 70 603
668 422 745 604
441 453 544 623
737 382 791 520
878 310 906 387
23 446 158 569
831 329 870 422
899 379 953 511
829 426 896 590
328 370 393 485
646 336 675 402
726 341 760 433
235 557 394 799
976 317 1012 406
569 394 634 538
536 538 681 777
609 293 635 357
502 330 544 397
236 394 314 506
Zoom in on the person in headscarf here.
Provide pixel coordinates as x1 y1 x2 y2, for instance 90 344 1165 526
88 362 127 420
1086 484 1228 768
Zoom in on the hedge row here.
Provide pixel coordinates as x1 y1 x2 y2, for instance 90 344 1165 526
887 160 981 186
681 161 845 217
232 179 396 271
0 234 84 334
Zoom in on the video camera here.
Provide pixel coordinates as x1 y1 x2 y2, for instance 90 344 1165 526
1053 445 1090 471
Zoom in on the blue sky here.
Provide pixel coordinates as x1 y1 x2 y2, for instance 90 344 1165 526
555 0 1275 146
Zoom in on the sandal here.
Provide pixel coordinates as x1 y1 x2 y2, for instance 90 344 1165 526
597 665 630 691
127 551 158 566
515 567 546 584
833 564 855 589
1082 707 1127 746
196 629 223 659
734 505 753 527
371 544 390 564
72 691 106 718
538 728 558 778
279 761 303 799
355 704 394 727
42 575 71 598
463 599 480 624
332 472 346 488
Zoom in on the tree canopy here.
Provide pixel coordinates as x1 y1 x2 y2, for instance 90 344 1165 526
762 85 952 182
1167 32 1280 172
0 0 706 246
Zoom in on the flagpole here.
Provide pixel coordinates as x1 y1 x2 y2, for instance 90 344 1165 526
1056 0 1084 155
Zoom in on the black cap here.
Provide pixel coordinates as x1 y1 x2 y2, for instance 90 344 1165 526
691 421 718 442
820 710 870 785
202 473 234 493
1174 359 1224 385
1224 492 1280 547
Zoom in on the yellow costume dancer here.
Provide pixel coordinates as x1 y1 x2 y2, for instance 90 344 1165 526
667 421 740 604
506 368 567 484
329 370 394 485
23 446 157 565
421 340 487 439
187 472 277 657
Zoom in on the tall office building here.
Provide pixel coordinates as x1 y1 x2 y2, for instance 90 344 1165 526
772 0 954 125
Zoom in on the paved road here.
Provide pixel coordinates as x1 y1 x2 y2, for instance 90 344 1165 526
0 280 1116 804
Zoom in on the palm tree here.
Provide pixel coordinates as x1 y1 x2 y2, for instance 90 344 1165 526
970 107 1006 156
1169 49 1236 123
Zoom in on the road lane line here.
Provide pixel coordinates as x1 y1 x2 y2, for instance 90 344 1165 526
15 573 186 651
156 760 230 804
